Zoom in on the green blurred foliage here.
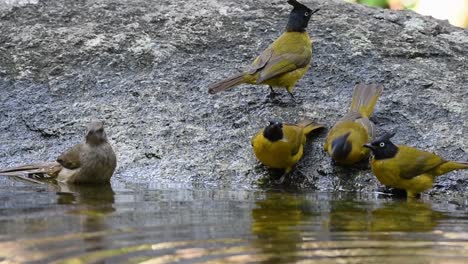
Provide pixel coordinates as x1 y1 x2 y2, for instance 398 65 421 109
359 0 389 8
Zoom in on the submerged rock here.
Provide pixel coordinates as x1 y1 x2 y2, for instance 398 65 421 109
0 0 466 196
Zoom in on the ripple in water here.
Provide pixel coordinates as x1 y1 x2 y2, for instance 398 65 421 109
0 180 467 263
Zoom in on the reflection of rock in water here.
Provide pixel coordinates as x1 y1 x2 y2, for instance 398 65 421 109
55 183 115 251
328 199 444 233
251 192 312 263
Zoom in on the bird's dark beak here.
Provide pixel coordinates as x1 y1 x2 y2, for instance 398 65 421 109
363 143 375 150
310 8 320 16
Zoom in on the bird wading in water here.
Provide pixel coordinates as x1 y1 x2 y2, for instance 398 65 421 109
0 121 117 184
324 84 384 165
208 0 319 99
252 120 324 183
364 133 468 198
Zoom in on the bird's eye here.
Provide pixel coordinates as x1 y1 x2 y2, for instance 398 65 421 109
379 142 385 148
304 12 309 16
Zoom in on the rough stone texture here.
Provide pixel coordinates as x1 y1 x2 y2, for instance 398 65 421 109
0 0 466 196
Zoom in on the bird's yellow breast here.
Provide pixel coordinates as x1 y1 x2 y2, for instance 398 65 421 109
271 31 312 54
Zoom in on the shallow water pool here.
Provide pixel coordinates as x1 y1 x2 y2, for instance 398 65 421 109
0 178 467 263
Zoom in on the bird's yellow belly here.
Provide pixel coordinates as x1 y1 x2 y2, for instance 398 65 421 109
263 65 310 92
372 159 435 196
396 174 435 194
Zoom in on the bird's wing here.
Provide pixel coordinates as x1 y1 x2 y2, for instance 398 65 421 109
0 162 62 183
256 51 311 84
397 147 446 179
57 144 83 169
248 47 273 74
282 125 304 156
339 112 375 140
355 117 376 140
339 111 361 122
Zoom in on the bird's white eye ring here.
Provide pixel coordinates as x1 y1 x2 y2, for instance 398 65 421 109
304 12 309 16
379 142 385 148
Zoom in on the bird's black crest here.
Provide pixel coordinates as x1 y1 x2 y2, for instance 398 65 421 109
286 1 318 32
364 132 398 160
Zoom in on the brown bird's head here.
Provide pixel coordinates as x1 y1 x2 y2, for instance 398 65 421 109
286 0 319 32
86 121 108 145
263 120 283 142
331 132 352 161
363 132 398 160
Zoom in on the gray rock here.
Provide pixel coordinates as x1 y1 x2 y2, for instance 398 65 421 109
0 0 466 197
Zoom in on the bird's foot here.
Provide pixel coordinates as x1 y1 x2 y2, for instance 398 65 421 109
287 90 303 104
274 173 287 185
268 86 278 98
264 93 281 105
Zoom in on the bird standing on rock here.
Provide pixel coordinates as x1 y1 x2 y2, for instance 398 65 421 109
364 133 468 198
208 0 319 99
324 84 384 165
252 120 323 183
0 121 117 184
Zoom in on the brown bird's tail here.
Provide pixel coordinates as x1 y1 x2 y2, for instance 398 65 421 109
0 162 61 183
349 84 384 118
435 161 468 176
208 72 248 94
297 120 325 135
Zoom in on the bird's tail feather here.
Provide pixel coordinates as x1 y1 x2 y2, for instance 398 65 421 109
296 120 324 135
436 161 468 176
349 84 384 118
208 72 247 94
0 162 61 179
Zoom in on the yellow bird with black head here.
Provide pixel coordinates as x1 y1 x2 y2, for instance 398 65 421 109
364 133 468 198
324 84 384 165
208 0 319 98
252 120 323 182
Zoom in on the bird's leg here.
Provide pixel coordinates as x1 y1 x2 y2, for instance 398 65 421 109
287 90 297 103
274 168 292 184
268 86 277 98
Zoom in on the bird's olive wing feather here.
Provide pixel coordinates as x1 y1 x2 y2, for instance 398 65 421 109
256 52 311 84
282 125 305 156
397 147 446 179
248 47 273 74
355 118 376 140
57 144 82 169
340 112 375 139
340 112 361 122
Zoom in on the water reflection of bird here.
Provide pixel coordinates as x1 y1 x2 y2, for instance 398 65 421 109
54 183 116 251
328 199 444 233
251 192 311 263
